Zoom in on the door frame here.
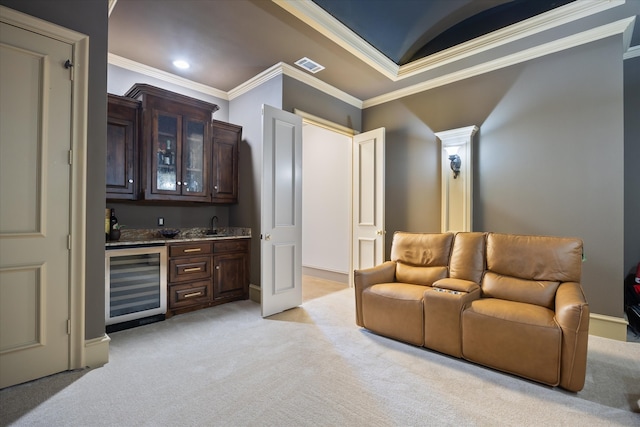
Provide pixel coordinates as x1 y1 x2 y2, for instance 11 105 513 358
294 110 358 286
1 6 89 369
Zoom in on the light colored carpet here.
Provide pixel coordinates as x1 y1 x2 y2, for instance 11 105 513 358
1 281 639 426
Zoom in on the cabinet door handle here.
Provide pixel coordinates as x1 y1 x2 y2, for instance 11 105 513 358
128 179 134 183
183 248 201 253
177 181 182 186
184 267 202 272
183 292 202 298
215 265 220 270
214 185 218 190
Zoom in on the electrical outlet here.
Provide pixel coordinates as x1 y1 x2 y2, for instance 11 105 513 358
158 217 164 226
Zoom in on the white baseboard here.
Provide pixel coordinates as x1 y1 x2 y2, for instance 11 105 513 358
84 334 110 368
302 266 349 284
589 313 628 341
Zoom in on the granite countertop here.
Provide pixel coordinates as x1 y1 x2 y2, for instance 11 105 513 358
106 227 251 247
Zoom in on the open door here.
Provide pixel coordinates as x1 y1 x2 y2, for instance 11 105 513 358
352 128 385 271
261 105 303 317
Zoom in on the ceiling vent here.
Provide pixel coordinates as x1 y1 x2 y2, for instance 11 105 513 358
295 57 325 74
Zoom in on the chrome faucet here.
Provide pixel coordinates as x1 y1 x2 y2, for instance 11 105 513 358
211 215 218 232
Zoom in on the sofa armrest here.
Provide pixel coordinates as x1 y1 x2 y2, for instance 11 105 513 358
354 261 396 326
554 282 590 392
433 278 480 294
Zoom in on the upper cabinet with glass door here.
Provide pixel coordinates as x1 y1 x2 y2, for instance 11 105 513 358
126 84 218 202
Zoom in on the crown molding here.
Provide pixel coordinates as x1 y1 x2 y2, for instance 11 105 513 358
435 126 479 145
226 62 284 100
108 0 118 17
398 0 625 79
228 62 363 108
108 54 364 109
108 53 229 100
272 0 399 80
108 11 634 111
625 45 640 60
364 17 636 109
273 0 625 83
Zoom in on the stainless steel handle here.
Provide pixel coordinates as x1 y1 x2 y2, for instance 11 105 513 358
183 292 202 298
183 267 202 273
183 248 201 253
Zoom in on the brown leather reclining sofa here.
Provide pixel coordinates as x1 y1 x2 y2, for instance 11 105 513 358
354 231 589 392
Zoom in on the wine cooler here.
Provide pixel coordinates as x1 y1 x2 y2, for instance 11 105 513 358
105 244 167 330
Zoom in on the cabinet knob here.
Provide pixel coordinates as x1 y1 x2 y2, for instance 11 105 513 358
214 185 218 190
177 181 182 186
128 179 134 183
215 265 220 270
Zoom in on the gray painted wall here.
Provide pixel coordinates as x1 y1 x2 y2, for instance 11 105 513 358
282 76 362 132
229 77 284 286
363 36 626 317
0 0 109 339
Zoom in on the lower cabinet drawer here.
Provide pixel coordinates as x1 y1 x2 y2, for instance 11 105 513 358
169 280 212 309
169 256 212 282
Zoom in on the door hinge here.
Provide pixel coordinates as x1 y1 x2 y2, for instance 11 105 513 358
68 235 72 250
68 149 73 165
67 319 71 335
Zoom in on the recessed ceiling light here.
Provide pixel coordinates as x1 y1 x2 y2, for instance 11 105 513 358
173 60 190 70
295 57 324 73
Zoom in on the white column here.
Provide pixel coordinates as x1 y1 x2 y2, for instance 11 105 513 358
435 125 478 232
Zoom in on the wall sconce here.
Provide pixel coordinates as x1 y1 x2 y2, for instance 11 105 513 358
444 146 461 179
449 154 461 179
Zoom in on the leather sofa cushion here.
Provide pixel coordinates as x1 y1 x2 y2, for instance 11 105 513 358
486 233 583 282
449 232 486 283
391 232 453 267
482 271 559 309
362 283 426 346
462 298 561 386
396 263 447 286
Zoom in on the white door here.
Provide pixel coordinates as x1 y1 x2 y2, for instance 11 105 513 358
0 21 72 388
352 128 385 271
261 105 303 317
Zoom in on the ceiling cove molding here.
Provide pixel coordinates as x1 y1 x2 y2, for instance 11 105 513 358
108 53 229 100
108 0 117 17
108 54 363 108
272 0 399 80
364 17 636 109
274 0 625 83
397 0 626 79
227 62 284 100
228 62 363 108
625 45 640 60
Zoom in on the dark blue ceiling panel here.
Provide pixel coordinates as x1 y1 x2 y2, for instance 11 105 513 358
312 0 576 65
